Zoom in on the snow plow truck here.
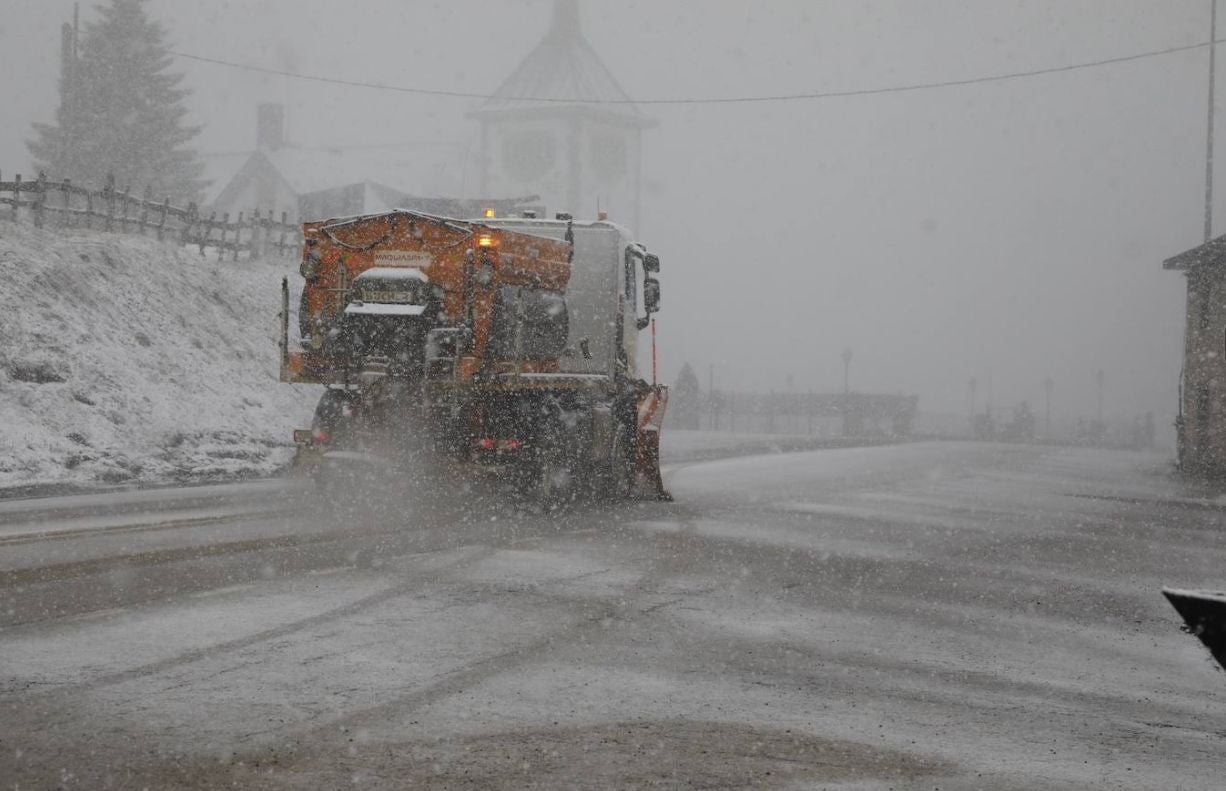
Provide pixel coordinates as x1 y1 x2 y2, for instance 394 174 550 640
278 209 668 501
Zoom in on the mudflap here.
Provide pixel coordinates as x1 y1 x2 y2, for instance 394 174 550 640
635 385 672 501
1163 587 1226 673
291 430 325 474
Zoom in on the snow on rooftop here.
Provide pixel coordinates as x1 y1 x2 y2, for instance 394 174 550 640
269 145 466 198
474 0 651 123
199 151 251 206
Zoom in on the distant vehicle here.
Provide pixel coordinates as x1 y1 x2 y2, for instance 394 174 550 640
278 209 669 501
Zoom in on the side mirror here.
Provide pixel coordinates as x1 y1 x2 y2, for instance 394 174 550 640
644 276 660 315
643 253 660 274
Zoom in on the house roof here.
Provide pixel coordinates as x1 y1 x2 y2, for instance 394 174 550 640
471 0 652 126
205 142 483 215
1164 235 1226 271
201 152 251 206
267 144 468 197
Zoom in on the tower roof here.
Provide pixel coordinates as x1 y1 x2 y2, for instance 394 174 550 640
474 0 651 125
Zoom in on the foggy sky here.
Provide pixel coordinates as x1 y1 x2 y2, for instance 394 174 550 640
1 1 1206 428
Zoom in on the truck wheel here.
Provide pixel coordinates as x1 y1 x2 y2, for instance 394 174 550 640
534 417 578 505
598 421 634 500
312 388 357 449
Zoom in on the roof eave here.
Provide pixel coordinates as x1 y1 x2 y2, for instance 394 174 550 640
1163 238 1226 271
467 103 657 129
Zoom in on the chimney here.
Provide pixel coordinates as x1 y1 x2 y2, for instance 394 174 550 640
256 103 285 152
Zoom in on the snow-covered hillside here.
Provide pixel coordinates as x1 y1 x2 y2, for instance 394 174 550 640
0 222 318 490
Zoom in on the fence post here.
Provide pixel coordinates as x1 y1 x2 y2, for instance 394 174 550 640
235 212 245 261
219 212 230 261
158 197 169 241
262 211 269 258
12 174 21 222
201 211 215 256
33 172 47 228
139 186 151 233
249 208 261 259
181 202 197 246
61 178 72 228
119 184 131 231
103 172 115 231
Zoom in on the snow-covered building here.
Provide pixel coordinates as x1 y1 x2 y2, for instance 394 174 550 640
1164 237 1226 477
206 104 538 223
470 0 655 232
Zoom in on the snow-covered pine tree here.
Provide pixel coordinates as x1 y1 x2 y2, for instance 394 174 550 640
28 0 207 206
672 362 702 430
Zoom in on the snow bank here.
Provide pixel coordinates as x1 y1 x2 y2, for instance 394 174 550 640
0 222 318 490
660 428 896 463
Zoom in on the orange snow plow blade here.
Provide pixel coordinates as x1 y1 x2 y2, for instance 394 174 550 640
636 385 670 500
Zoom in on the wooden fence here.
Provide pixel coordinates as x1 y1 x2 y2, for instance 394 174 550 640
0 171 300 260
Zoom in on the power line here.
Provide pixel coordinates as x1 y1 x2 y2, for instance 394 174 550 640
171 38 1215 106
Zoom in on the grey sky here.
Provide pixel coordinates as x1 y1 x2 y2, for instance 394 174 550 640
0 0 1206 426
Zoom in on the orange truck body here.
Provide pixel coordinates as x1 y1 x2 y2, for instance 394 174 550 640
286 211 572 385
279 209 668 500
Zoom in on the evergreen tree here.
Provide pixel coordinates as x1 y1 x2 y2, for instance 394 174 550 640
28 0 206 206
672 362 702 430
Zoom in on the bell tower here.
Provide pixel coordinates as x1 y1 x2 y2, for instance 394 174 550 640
471 0 655 230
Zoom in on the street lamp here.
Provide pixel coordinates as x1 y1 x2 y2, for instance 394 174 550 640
841 348 853 437
1043 376 1053 439
1096 369 1105 424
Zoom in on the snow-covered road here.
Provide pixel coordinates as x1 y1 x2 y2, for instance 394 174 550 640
1 442 1223 789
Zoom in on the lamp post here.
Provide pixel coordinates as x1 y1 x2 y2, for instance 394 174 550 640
1096 369 1105 424
1207 0 1219 243
841 348 853 437
1043 376 1053 440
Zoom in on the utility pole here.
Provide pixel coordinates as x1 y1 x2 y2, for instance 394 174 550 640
708 364 717 431
841 348 853 438
1043 376 1054 439
986 368 994 423
1208 0 1219 242
1096 369 1105 424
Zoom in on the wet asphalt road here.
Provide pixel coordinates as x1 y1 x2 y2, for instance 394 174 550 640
1 441 1224 790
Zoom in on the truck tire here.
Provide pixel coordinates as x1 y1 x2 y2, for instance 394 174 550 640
597 421 634 500
312 388 357 449
532 413 579 504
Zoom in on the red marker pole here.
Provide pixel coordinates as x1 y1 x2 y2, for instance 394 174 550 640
651 319 658 387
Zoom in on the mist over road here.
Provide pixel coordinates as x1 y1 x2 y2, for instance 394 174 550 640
1 442 1221 789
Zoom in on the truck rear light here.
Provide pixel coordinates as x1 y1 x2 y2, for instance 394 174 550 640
312 429 332 445
474 438 521 451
